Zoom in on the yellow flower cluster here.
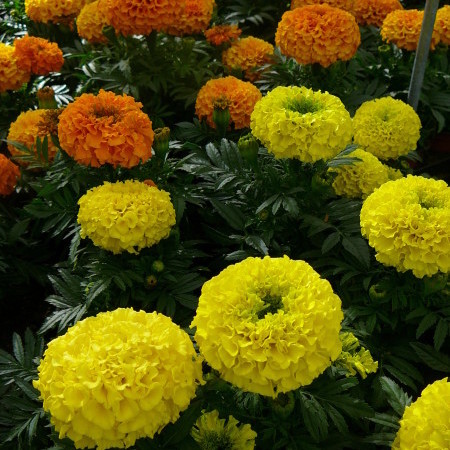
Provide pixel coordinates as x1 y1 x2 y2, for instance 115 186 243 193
291 0 354 14
33 308 204 450
0 42 30 93
353 97 421 160
330 148 403 199
76 1 109 44
165 0 215 36
77 180 176 254
191 410 257 450
204 24 242 46
25 0 88 23
191 255 343 398
353 0 403 27
392 378 449 450
436 5 450 46
0 154 20 196
250 86 352 162
360 175 450 278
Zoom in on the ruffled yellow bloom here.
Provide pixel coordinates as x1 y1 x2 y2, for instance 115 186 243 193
76 1 109 43
165 0 215 36
191 410 257 450
77 180 176 254
291 0 354 14
0 43 30 93
25 0 89 23
0 154 20 196
33 308 204 450
435 5 450 46
204 24 242 46
360 175 450 278
392 378 450 449
251 86 352 162
353 97 421 160
353 0 403 27
191 256 343 398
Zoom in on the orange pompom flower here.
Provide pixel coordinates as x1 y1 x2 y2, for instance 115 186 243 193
291 0 354 14
222 36 274 81
204 24 242 46
0 43 30 93
353 0 403 27
58 90 154 168
165 0 215 36
25 0 89 23
0 154 20 196
275 5 361 68
195 76 262 130
76 1 109 44
435 5 450 46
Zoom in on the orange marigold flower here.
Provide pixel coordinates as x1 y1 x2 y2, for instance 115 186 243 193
58 90 154 168
291 0 354 14
0 154 20 196
275 5 361 68
195 76 262 130
0 43 30 93
222 36 274 81
381 9 440 51
25 0 88 23
435 5 450 46
204 24 242 46
13 35 64 75
76 1 109 44
165 0 215 36
353 0 403 27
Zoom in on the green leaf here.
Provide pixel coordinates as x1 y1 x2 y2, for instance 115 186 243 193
326 405 348 435
379 376 412 416
12 334 24 366
434 318 448 351
416 312 438 339
411 342 450 372
300 395 329 442
210 199 245 231
245 235 268 255
282 197 299 216
341 237 370 269
321 232 341 254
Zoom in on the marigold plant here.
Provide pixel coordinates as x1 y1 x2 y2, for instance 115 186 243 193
191 255 343 398
76 1 109 43
165 0 215 36
33 308 204 450
58 89 154 168
291 0 354 13
25 0 88 23
251 86 352 162
275 4 360 67
0 154 20 196
353 0 403 27
435 5 450 46
0 43 30 93
360 175 450 279
204 24 242 46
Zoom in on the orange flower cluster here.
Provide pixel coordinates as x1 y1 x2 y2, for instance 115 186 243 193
353 0 403 27
436 5 450 46
58 90 154 168
204 24 242 46
76 1 109 44
291 0 354 14
165 0 215 36
0 154 20 196
0 43 30 93
195 76 262 130
14 35 64 75
25 0 88 23
275 5 360 68
222 36 274 81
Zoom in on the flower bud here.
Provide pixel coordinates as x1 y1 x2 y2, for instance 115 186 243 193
238 133 259 165
212 96 231 135
37 87 58 110
153 127 170 157
152 260 165 273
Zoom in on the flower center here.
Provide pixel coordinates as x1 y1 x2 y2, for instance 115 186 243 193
201 431 233 450
92 104 120 121
257 294 283 319
285 97 321 115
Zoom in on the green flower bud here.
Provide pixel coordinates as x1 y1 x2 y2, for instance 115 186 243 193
269 392 295 419
146 275 158 289
238 133 259 165
369 284 387 301
153 127 170 157
152 260 165 273
212 96 231 136
37 87 58 110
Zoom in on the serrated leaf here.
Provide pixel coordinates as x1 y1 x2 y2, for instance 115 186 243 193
379 376 412 416
322 232 341 254
434 318 448 351
327 405 348 434
411 342 450 372
245 235 268 255
416 312 438 339
342 237 370 269
12 334 24 365
300 395 329 442
210 199 245 231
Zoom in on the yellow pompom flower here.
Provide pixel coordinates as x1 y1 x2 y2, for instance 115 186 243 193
0 154 20 196
191 256 343 398
291 0 354 14
250 86 352 162
78 180 176 255
392 378 450 449
353 0 403 27
191 410 257 450
360 175 450 278
204 24 242 46
33 308 204 450
76 1 109 43
353 97 421 160
25 0 89 23
435 5 450 46
0 43 30 93
164 0 215 36
222 36 274 81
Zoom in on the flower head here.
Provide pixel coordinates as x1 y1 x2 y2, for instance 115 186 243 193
251 86 352 162
291 0 354 13
33 308 203 450
275 5 360 67
204 24 242 46
77 180 176 254
0 154 20 196
58 90 154 168
191 255 343 397
435 5 450 46
353 0 403 27
353 97 421 160
164 0 215 36
76 1 109 43
195 76 262 130
360 175 450 278
0 43 30 93
25 0 88 23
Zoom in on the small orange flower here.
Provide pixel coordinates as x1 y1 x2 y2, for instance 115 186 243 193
195 76 262 130
353 0 403 27
435 5 450 46
291 0 354 14
76 1 109 44
204 24 242 46
0 154 20 196
275 5 361 68
58 90 154 168
222 36 274 81
25 0 88 23
0 43 30 93
165 0 215 36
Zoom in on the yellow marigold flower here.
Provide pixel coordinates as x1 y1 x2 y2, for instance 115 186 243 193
13 35 64 75
381 9 440 51
165 0 215 36
195 76 262 130
0 43 30 93
291 0 354 13
76 1 109 44
275 5 360 68
58 89 154 168
204 24 242 46
33 308 204 450
435 5 450 46
191 410 257 450
250 86 352 162
353 0 403 27
222 36 274 81
0 154 20 196
330 148 403 199
360 175 450 278
191 255 343 398
353 97 421 160
392 378 450 449
25 0 89 23
77 180 176 254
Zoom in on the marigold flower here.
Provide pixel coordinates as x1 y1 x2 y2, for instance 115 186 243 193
435 6 450 46
251 86 352 162
77 180 176 254
58 90 153 168
353 0 403 27
381 9 440 51
0 154 20 196
33 308 203 450
353 97 421 160
360 175 450 278
191 410 257 450
204 24 242 46
291 0 354 13
195 76 262 130
165 0 215 36
25 0 88 23
76 1 109 44
191 255 343 398
392 378 450 449
275 5 360 67
0 43 30 93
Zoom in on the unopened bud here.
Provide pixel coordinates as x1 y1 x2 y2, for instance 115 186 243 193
146 275 157 289
212 96 231 136
37 87 58 110
152 260 165 273
238 133 259 165
270 392 295 419
153 127 170 157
